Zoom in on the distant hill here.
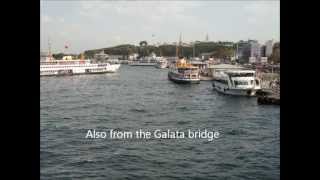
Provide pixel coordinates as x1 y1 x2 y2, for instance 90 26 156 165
83 41 236 59
52 53 79 60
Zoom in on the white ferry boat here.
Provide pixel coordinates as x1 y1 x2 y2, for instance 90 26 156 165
129 57 157 66
155 58 168 69
168 57 200 84
40 55 120 76
212 70 261 96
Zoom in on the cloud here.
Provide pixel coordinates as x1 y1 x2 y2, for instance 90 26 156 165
243 1 279 25
79 1 111 18
58 17 65 23
78 1 200 24
42 15 52 23
41 1 279 53
41 15 65 24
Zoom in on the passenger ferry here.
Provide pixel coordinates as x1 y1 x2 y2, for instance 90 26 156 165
128 57 157 66
40 54 120 76
212 70 261 96
155 58 168 69
168 57 200 84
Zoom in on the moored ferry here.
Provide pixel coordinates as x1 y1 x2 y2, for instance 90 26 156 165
128 57 157 66
212 70 261 96
40 55 120 76
155 58 168 69
168 57 200 84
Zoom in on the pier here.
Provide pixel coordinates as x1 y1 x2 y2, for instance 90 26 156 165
257 78 280 105
257 73 280 105
200 76 214 81
257 90 280 105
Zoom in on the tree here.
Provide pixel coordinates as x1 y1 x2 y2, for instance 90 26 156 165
139 41 148 57
139 41 148 47
52 53 64 59
83 41 236 59
269 42 280 64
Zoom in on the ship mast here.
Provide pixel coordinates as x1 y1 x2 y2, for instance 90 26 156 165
176 33 183 58
80 53 84 60
193 42 195 58
175 33 184 60
48 38 52 60
176 36 179 58
179 33 182 57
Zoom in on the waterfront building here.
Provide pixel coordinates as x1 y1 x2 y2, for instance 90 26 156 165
236 40 251 62
250 41 261 58
150 52 156 58
129 53 139 61
265 40 274 57
109 54 123 60
200 52 214 60
94 51 109 61
249 57 257 64
261 45 266 57
260 57 268 64
237 40 264 63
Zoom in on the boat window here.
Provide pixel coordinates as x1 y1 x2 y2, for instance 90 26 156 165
215 79 228 84
178 69 186 73
234 81 248 85
255 80 259 85
230 73 254 77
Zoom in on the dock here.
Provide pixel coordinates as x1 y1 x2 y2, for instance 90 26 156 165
257 89 280 105
200 76 214 81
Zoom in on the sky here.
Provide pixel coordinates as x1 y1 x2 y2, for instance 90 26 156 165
40 0 280 54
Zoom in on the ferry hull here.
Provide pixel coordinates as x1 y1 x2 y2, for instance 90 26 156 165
40 64 121 76
129 63 157 66
168 72 200 84
155 61 168 69
212 81 259 96
41 71 116 77
155 64 168 69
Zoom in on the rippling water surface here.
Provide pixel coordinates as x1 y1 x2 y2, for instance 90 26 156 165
40 65 280 180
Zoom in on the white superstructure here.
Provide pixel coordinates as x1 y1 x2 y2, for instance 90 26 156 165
40 57 120 76
129 56 158 66
212 70 261 96
155 57 168 69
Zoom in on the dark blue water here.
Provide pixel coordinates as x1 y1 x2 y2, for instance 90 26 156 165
40 65 280 180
